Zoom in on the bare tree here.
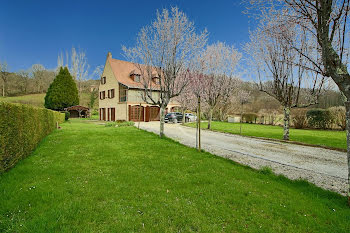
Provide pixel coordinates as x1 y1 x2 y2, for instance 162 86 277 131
189 71 207 151
200 42 241 129
17 70 30 94
247 0 350 205
245 18 325 140
31 64 46 93
0 62 9 97
71 47 90 94
57 47 90 95
123 7 208 137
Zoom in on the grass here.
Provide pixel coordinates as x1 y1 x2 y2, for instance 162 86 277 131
0 94 46 107
186 121 347 150
0 119 349 232
0 93 97 109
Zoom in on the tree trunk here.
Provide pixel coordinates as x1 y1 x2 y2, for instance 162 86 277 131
283 106 291 140
182 108 185 124
207 108 213 129
159 105 165 138
345 101 350 206
2 82 4 97
240 103 243 135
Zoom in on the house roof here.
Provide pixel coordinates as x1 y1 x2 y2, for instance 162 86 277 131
108 57 160 90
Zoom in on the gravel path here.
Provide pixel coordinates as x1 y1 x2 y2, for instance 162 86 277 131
139 122 348 195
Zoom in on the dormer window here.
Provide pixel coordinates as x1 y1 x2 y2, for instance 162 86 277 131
152 77 160 84
130 74 141 83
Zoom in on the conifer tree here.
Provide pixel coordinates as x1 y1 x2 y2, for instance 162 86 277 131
44 67 79 110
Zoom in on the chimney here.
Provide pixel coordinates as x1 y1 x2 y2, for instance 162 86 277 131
107 52 112 59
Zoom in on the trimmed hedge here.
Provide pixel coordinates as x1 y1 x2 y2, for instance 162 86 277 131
0 102 65 172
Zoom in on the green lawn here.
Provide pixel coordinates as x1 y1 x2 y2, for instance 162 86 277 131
0 93 97 109
0 94 46 107
1 120 349 232
186 121 346 150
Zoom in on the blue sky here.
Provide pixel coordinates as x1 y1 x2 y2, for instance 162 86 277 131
0 0 253 77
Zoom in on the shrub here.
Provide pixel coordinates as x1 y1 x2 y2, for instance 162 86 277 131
105 121 135 127
306 108 332 129
242 113 258 123
105 122 117 127
291 108 308 129
329 106 346 130
117 121 135 127
0 102 64 172
64 111 70 121
44 67 79 111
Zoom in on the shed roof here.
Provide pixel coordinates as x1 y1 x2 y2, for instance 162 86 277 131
65 105 89 111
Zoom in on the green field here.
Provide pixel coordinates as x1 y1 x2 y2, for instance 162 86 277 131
0 93 97 109
186 121 346 150
0 119 349 232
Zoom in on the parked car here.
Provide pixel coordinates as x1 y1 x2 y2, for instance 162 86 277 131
185 113 197 122
164 112 183 123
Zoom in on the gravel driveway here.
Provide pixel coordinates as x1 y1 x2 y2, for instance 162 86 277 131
138 122 348 195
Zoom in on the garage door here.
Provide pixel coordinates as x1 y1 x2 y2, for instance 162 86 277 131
149 106 160 121
129 105 144 122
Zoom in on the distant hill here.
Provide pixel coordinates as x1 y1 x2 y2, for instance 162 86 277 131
0 93 98 109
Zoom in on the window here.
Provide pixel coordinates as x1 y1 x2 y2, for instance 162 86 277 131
99 91 106 100
101 77 106 84
131 74 140 83
119 84 127 102
111 89 115 98
152 77 160 84
107 89 115 99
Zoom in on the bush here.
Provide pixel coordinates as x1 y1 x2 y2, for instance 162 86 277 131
64 111 70 121
306 108 332 129
329 106 346 130
291 108 308 129
117 121 135 127
105 122 117 127
242 113 258 123
0 102 64 172
105 121 135 127
44 67 79 111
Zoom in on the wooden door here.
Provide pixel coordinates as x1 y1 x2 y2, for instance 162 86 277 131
129 105 144 122
149 106 160 121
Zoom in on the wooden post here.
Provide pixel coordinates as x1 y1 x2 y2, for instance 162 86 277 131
138 103 142 129
198 96 201 152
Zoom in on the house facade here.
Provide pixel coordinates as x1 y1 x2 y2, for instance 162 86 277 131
98 52 180 122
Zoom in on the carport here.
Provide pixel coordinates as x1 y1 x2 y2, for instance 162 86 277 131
65 105 90 118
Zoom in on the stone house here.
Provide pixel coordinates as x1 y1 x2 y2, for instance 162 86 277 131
98 52 180 121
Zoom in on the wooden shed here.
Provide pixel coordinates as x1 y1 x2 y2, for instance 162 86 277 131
65 105 90 118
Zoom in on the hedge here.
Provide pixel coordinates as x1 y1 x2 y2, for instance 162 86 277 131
0 102 65 172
